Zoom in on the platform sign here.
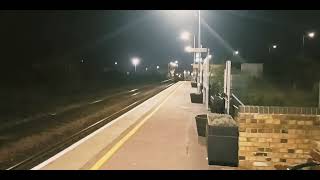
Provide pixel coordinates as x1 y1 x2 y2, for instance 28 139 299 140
188 48 208 53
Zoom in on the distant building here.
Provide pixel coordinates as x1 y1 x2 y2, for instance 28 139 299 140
241 63 263 78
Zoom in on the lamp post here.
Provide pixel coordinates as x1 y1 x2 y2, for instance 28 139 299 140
132 57 140 72
168 61 178 78
181 31 196 65
196 10 202 94
302 32 315 57
269 44 277 53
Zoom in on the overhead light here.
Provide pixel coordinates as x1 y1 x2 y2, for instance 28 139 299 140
308 32 315 38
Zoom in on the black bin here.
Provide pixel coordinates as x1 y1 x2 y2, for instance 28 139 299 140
209 96 225 113
195 114 207 137
206 116 239 167
190 93 203 104
191 82 197 88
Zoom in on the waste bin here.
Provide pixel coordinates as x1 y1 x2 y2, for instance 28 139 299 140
195 114 207 137
209 95 225 113
206 113 239 167
190 93 203 104
191 82 197 88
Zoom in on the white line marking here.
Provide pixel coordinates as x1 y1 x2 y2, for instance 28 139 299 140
31 83 178 170
89 99 103 104
31 101 139 170
161 79 172 83
166 83 174 88
129 89 138 92
131 92 140 96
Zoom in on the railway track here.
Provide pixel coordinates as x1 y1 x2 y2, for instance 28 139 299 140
4 80 174 170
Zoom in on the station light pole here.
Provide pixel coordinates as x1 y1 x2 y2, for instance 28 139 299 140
132 57 140 73
197 10 202 94
180 31 196 65
302 32 315 57
269 44 277 53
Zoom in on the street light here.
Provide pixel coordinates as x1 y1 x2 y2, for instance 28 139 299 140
233 50 239 55
175 60 178 64
180 31 191 41
132 57 140 72
303 32 315 47
156 65 160 69
308 32 315 38
302 31 315 57
269 44 277 53
168 61 178 78
114 61 118 65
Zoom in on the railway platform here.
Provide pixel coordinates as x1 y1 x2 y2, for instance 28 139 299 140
33 81 237 170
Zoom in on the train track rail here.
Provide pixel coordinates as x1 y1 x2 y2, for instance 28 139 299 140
5 80 175 170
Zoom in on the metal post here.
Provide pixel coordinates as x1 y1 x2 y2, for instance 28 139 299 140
200 45 203 85
223 68 227 94
302 35 305 57
224 65 227 112
198 10 201 48
226 61 231 114
193 35 196 64
206 50 210 111
196 10 202 94
193 35 196 82
318 80 320 108
135 64 137 72
167 63 170 78
303 35 305 49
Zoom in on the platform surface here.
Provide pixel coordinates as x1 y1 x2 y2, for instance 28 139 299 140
36 81 238 170
96 81 237 170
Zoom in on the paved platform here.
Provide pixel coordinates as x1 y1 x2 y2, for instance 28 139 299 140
34 81 237 170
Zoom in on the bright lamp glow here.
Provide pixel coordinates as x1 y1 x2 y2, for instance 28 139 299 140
180 31 191 41
132 58 140 66
234 50 239 55
170 62 178 67
156 65 159 69
185 46 192 52
308 32 315 38
272 45 277 49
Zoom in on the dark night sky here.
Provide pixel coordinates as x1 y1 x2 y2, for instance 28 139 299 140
1 10 320 72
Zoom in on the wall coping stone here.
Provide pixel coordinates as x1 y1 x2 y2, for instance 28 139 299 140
239 105 320 115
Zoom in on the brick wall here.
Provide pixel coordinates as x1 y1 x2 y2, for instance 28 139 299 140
236 106 320 170
311 140 320 162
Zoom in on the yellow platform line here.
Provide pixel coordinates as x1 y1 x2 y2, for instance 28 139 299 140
90 82 182 170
